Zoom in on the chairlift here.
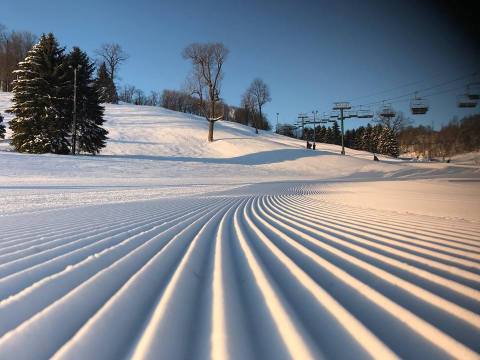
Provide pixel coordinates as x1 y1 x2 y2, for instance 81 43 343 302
457 94 477 108
343 110 356 118
356 108 374 118
329 111 339 119
466 82 480 100
379 103 396 118
410 93 429 115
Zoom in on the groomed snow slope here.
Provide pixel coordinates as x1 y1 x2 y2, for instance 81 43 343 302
0 92 479 359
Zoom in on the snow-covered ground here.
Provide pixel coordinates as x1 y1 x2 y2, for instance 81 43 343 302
0 92 479 359
450 151 480 166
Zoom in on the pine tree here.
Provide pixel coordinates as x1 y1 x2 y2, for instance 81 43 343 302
344 128 356 148
317 125 326 143
0 113 5 139
95 62 117 103
9 33 70 154
354 126 364 150
325 127 333 144
350 128 357 148
331 121 341 145
64 47 108 154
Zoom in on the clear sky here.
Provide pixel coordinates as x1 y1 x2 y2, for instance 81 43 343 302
2 0 479 129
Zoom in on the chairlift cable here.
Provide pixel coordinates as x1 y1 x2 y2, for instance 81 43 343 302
353 71 478 108
347 68 479 102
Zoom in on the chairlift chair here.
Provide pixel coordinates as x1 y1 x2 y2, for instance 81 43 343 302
379 104 396 118
466 82 480 100
457 94 477 108
329 111 339 120
344 110 356 118
410 94 429 115
357 109 374 118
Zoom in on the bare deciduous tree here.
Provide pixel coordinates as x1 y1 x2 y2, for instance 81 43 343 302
182 42 229 142
245 78 271 134
146 90 161 106
118 84 136 103
133 88 145 105
95 43 129 82
184 70 207 116
0 24 36 91
241 89 257 132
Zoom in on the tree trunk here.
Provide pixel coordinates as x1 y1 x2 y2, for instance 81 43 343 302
208 88 216 142
208 120 214 142
257 106 262 134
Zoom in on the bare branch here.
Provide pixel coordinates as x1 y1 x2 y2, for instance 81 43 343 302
95 43 129 81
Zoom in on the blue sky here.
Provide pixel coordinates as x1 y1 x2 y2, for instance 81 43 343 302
2 0 479 129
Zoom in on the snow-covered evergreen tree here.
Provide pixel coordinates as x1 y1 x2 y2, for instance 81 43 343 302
371 124 383 153
9 33 70 154
379 126 400 157
361 123 373 152
95 62 117 103
64 47 108 154
0 113 5 139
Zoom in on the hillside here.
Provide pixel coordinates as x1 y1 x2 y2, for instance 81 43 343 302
1 93 477 185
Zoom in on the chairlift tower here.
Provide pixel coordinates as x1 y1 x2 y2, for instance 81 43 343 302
332 102 351 155
312 110 318 149
297 113 309 141
328 102 373 155
69 64 82 155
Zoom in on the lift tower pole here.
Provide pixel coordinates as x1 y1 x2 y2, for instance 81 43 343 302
69 64 82 155
332 102 351 155
312 110 318 149
297 113 309 142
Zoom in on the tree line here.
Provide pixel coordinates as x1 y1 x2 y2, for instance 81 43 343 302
155 87 270 131
344 124 399 157
279 120 400 157
398 114 480 159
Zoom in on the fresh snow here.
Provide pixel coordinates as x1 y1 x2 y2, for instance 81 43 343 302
0 92 479 359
